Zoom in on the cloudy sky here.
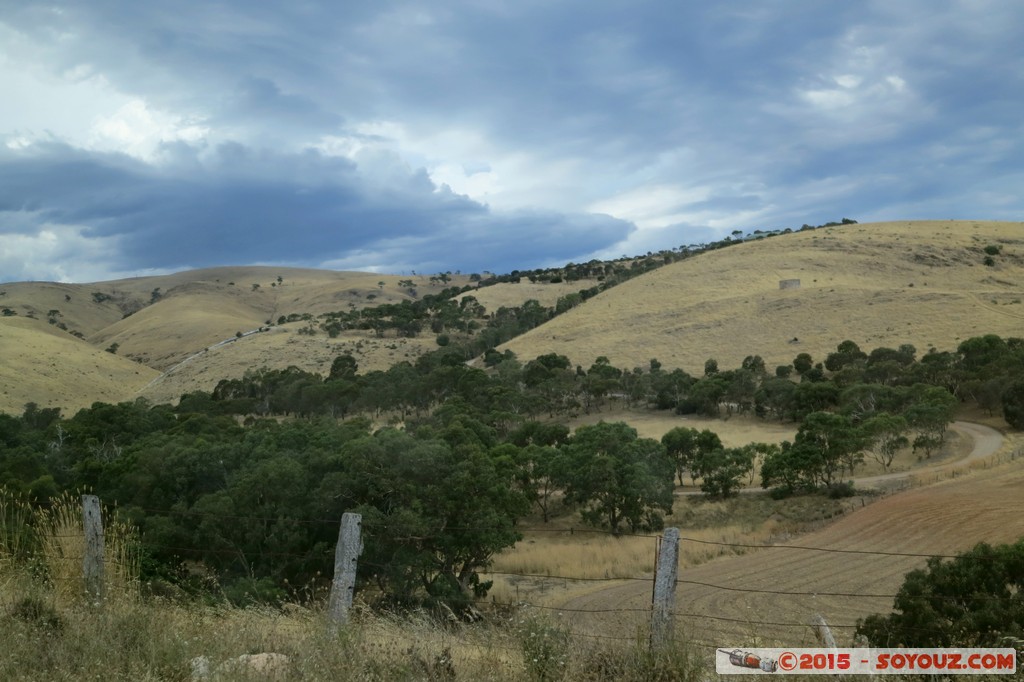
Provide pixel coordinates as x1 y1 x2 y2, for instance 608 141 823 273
1 1 1022 283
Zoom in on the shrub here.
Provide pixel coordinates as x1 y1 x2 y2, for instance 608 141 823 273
514 611 569 682
825 481 856 499
8 596 63 632
858 539 1024 646
983 244 1002 255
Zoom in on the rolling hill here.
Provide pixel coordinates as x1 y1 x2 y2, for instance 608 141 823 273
2 220 1022 415
502 220 1024 374
0 267 472 414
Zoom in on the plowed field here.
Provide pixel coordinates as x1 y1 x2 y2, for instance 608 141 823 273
553 428 1023 652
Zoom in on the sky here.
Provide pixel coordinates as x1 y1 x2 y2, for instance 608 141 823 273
1 1 1022 283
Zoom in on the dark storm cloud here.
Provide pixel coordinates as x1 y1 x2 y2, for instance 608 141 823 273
1 1 1022 281
0 140 633 275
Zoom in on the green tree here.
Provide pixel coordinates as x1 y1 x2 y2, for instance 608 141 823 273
793 352 814 375
328 353 359 381
512 444 562 522
693 447 754 498
824 339 867 372
798 411 869 482
661 427 698 486
857 539 1024 646
327 429 526 610
761 440 819 494
558 422 674 534
1002 379 1024 429
765 412 868 492
905 385 957 456
863 413 909 470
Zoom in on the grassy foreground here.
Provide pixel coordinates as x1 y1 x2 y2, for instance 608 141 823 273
0 492 703 681
0 586 704 681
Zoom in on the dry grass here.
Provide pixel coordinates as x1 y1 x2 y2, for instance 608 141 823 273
456 279 602 312
0 488 705 680
0 316 159 415
33 492 140 609
139 327 443 405
486 486 864 615
0 594 705 681
0 266 477 412
503 220 1024 374
565 406 796 447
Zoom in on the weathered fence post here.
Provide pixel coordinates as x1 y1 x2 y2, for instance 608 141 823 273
327 512 363 635
811 613 837 649
651 527 680 650
82 494 105 604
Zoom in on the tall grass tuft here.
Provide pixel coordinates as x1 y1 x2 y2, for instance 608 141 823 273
34 491 140 608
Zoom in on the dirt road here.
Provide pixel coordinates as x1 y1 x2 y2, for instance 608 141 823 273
556 422 1021 650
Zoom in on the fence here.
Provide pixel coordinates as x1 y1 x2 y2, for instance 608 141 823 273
51 493 1020 661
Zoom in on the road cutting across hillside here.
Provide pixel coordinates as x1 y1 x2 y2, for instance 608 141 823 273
553 421 1020 648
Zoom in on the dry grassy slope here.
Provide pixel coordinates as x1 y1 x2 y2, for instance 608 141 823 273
138 327 442 405
0 266 474 411
0 316 160 415
88 268 472 370
501 220 1024 373
456 279 601 312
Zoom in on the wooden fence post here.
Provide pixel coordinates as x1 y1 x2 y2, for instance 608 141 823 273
651 527 680 650
327 512 363 635
82 494 105 604
811 613 837 648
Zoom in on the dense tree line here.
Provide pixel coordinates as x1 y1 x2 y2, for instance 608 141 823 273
2 330 1022 609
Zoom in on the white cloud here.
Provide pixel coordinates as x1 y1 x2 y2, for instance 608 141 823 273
0 223 140 283
834 74 863 89
589 185 713 229
88 99 209 161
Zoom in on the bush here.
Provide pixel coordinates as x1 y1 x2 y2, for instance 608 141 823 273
436 334 450 347
8 596 63 632
858 539 1024 646
984 244 1002 255
983 255 996 267
825 481 856 499
515 612 569 681
1002 379 1024 429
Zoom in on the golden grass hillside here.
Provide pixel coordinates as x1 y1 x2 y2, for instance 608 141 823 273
0 316 159 415
502 220 1024 374
0 267 475 411
138 326 443 406
455 278 601 310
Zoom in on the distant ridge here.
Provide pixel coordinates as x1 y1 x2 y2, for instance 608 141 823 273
2 221 1021 414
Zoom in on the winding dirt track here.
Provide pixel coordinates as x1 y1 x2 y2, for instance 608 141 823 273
556 423 1022 648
